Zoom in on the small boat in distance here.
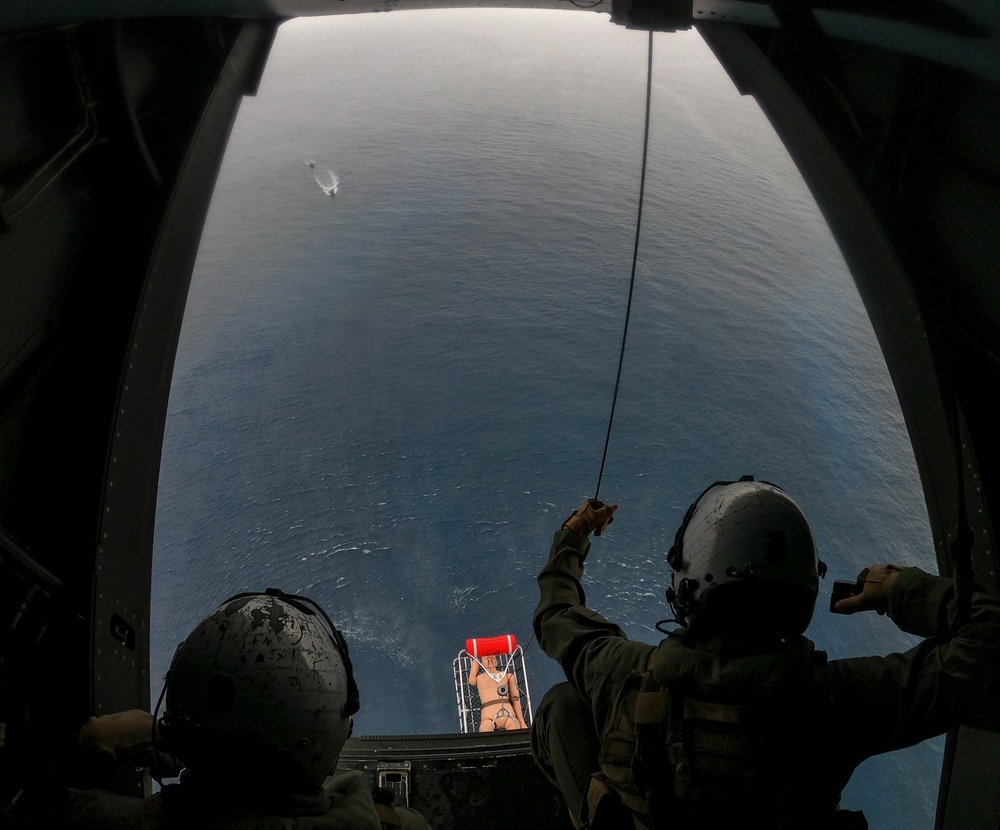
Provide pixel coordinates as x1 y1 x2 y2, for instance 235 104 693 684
316 169 339 197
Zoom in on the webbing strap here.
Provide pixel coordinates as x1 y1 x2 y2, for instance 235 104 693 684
375 803 401 827
684 697 751 725
478 698 515 707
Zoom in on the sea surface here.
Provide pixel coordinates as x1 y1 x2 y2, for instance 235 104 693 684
152 11 940 827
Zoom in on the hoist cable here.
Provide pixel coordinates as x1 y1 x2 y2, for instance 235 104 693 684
595 29 654 502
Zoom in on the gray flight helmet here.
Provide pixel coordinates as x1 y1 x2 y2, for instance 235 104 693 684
162 589 359 791
666 477 820 640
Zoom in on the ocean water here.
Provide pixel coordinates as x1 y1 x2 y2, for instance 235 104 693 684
152 11 940 827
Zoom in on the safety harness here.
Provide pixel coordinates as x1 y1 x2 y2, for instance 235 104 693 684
473 656 523 730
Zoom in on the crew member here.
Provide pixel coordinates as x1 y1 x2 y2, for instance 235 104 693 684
531 478 1000 829
30 589 432 829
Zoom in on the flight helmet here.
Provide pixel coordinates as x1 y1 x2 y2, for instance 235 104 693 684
161 588 359 791
666 476 820 640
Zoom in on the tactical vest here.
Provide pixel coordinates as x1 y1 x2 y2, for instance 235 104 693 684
590 636 860 830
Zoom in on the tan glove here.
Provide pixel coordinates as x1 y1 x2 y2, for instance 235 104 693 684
834 564 907 615
562 499 618 537
79 710 181 776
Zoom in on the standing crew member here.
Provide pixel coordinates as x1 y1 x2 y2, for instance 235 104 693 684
531 477 1000 829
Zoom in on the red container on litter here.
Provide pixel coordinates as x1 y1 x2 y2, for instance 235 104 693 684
466 634 518 657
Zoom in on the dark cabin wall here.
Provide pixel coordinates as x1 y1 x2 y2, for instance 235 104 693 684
0 18 276 773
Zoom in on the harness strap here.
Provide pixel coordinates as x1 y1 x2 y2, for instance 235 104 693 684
583 773 637 830
479 698 515 707
375 803 402 828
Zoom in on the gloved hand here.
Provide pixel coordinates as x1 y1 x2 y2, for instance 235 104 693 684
834 564 908 615
79 709 182 777
562 499 619 537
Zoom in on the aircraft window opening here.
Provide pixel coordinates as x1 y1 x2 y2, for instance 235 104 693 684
149 11 940 828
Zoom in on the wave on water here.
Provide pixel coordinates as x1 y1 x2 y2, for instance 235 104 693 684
313 167 339 196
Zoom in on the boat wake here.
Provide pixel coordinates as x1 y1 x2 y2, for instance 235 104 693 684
314 168 339 197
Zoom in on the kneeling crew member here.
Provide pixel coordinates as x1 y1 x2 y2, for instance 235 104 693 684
531 478 1000 829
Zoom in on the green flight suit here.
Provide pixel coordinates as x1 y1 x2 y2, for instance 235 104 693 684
532 527 1000 828
41 771 430 830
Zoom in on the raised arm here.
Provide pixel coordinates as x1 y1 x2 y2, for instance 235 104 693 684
829 565 1000 757
533 499 654 728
